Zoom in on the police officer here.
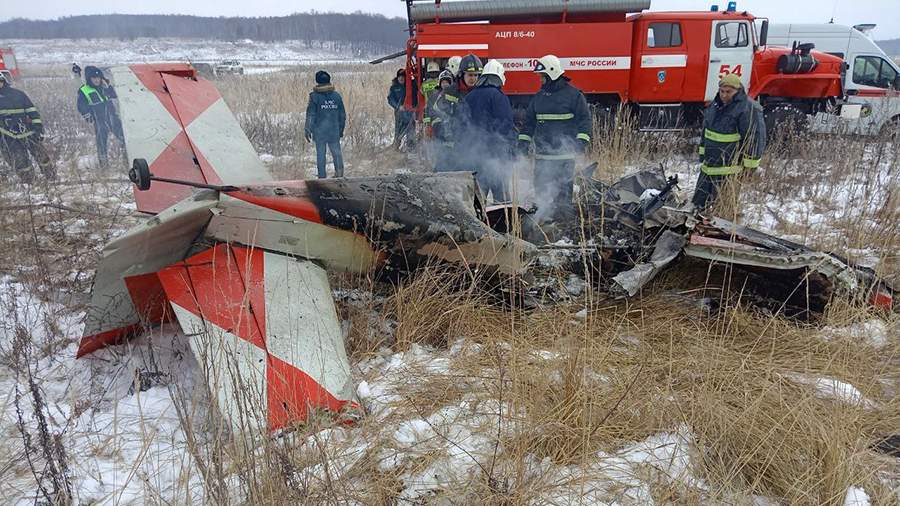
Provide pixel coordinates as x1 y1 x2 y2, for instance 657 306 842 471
692 73 766 210
428 70 456 172
518 54 592 219
77 66 124 168
304 70 346 178
462 59 515 201
0 73 55 183
431 54 482 171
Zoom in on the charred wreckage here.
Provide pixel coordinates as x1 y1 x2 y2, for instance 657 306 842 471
76 64 895 434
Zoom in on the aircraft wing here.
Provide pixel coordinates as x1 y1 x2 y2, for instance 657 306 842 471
157 243 358 432
77 191 219 357
110 64 272 214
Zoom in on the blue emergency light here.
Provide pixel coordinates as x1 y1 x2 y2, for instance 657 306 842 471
710 5 718 11
727 1 737 11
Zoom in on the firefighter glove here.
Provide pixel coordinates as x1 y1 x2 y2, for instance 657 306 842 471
576 138 589 154
517 139 531 157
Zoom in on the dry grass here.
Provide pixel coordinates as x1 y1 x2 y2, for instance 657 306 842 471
0 64 898 505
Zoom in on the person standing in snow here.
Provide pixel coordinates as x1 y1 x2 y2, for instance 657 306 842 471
518 54 593 220
0 73 56 183
692 73 766 211
387 69 417 150
461 59 516 201
430 54 483 172
304 70 346 178
427 70 455 172
77 66 124 168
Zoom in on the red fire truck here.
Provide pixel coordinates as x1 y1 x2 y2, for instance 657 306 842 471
0 47 20 81
402 0 844 130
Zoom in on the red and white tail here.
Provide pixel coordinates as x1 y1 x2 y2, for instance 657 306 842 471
157 243 358 432
110 64 272 214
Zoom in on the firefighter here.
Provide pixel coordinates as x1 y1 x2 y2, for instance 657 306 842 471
518 54 592 219
0 73 56 183
304 70 346 178
430 54 483 172
387 69 417 150
428 70 456 172
446 56 462 77
77 66 124 168
421 61 442 118
462 59 515 201
692 73 766 210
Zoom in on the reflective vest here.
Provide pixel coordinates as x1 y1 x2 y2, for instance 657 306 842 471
79 85 107 106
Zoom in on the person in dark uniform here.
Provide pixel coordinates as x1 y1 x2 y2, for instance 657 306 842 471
430 54 483 172
518 54 592 220
0 73 55 183
77 66 124 168
692 73 766 210
304 70 347 178
461 59 516 201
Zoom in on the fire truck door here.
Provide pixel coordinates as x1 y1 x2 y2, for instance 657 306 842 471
705 20 754 101
636 21 687 102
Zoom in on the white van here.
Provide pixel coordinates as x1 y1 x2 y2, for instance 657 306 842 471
767 23 900 135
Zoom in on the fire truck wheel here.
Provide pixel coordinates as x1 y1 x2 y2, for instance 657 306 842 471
592 104 618 131
764 105 807 140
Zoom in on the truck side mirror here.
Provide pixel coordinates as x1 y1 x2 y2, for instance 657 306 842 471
759 20 769 47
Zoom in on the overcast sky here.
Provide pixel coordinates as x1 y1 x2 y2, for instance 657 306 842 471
5 1 899 39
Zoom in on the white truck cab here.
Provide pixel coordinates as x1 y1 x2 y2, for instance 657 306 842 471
767 23 900 135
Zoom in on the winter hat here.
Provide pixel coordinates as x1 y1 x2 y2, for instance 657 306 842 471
396 68 406 78
315 70 331 85
719 73 742 89
85 66 103 80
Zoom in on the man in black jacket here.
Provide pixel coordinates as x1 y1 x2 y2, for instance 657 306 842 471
77 66 124 168
518 54 592 219
304 70 347 178
692 73 766 210
0 73 55 183
461 59 515 201
387 69 417 150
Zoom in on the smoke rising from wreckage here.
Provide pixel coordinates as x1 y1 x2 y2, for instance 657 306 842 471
77 64 895 433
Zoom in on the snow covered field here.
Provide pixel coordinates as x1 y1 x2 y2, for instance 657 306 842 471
0 53 898 505
7 37 369 66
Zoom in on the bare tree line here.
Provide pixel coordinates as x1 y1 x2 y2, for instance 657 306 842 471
0 13 408 53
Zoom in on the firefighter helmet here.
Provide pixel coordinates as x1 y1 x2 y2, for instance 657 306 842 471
447 56 462 75
426 61 440 73
438 69 454 85
481 59 506 85
534 54 564 81
458 54 483 75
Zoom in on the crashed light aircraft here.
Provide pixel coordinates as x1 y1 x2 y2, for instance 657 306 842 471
77 64 895 434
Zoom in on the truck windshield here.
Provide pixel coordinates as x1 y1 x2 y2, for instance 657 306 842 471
716 22 749 48
852 55 898 88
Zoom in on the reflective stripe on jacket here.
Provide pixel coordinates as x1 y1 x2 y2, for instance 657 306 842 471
699 89 766 175
519 77 592 160
0 86 42 138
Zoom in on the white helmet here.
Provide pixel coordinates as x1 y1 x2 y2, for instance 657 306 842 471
446 56 462 75
426 61 440 73
534 54 564 81
482 59 506 85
